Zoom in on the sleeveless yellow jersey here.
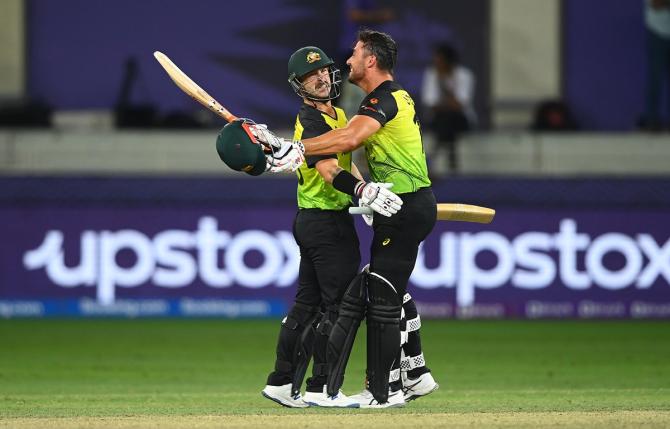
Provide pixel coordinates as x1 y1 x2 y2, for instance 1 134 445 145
356 80 431 194
293 104 352 209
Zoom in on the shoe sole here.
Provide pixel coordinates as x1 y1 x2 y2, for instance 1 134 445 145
261 391 309 408
405 382 439 402
360 402 406 409
305 401 360 408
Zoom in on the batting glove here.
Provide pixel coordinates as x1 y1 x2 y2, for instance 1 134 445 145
355 182 403 217
248 123 283 151
265 139 305 173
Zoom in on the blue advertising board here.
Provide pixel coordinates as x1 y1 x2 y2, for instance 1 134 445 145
1 203 669 319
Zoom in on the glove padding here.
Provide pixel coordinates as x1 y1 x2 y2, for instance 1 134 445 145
266 139 305 173
358 183 394 226
355 182 403 217
247 123 305 172
248 123 282 152
359 199 374 227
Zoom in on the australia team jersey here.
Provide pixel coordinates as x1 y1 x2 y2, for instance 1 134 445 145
356 80 431 194
293 104 352 210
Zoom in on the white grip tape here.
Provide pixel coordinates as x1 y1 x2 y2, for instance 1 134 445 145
349 206 373 215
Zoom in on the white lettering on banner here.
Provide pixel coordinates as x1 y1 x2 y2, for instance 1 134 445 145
196 217 232 288
411 219 670 306
23 217 299 305
22 217 670 306
637 234 670 288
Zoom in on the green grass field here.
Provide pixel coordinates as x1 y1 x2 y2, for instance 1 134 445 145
1 319 669 428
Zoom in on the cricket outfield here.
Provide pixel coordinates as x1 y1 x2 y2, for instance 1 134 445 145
1 320 668 428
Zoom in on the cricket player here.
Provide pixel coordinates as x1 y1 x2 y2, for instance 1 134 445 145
260 45 402 408
257 29 439 407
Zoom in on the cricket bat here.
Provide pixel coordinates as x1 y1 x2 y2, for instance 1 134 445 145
153 51 238 123
349 203 495 224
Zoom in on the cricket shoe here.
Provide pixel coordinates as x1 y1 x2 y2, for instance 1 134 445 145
348 388 405 408
303 386 360 408
402 372 439 402
261 383 309 408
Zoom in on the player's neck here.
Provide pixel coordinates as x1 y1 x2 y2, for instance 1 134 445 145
359 71 394 94
305 99 335 116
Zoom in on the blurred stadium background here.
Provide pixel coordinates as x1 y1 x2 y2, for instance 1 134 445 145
0 0 669 427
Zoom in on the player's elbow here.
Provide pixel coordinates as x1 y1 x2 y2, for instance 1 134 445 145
341 135 361 152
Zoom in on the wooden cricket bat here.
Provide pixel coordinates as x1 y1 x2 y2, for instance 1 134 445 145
153 51 238 123
349 203 495 224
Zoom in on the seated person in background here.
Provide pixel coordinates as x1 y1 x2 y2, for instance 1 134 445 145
421 43 476 174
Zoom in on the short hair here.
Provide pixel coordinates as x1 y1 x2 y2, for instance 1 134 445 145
356 28 397 74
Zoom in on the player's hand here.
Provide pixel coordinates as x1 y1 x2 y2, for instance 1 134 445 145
355 182 403 217
358 183 393 226
248 123 283 151
265 139 305 173
359 200 374 227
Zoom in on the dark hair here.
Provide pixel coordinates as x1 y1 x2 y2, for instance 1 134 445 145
356 28 397 73
435 43 459 65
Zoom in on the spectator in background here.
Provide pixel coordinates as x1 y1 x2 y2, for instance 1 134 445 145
641 0 670 131
421 43 476 174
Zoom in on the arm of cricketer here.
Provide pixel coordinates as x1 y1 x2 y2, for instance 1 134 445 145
259 115 379 172
255 118 403 218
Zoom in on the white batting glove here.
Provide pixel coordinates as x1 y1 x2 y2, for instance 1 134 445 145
359 199 374 227
355 182 403 217
358 183 393 226
265 139 305 173
248 123 283 151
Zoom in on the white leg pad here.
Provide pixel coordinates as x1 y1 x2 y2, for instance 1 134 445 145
400 353 426 371
406 315 421 332
389 368 400 383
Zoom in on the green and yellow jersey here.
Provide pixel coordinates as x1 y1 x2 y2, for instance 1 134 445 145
356 80 431 194
293 104 352 210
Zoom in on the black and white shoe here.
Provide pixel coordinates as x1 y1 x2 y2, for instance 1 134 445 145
303 386 359 408
402 372 439 402
261 383 309 408
348 388 405 408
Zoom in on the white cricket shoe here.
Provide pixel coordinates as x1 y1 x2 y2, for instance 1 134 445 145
261 383 309 408
402 372 439 402
303 386 360 408
349 388 405 408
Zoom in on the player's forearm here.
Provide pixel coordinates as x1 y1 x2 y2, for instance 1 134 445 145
302 128 361 155
315 159 343 184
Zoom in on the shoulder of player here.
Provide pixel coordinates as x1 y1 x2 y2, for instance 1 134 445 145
364 81 407 107
297 104 326 124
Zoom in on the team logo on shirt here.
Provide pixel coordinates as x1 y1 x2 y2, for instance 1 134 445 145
306 52 321 63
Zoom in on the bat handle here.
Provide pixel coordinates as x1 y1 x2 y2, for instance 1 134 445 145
349 207 373 215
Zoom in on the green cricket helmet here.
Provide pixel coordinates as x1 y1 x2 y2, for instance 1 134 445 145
215 119 267 176
287 46 341 101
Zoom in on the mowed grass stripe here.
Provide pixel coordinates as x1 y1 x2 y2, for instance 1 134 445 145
1 320 668 417
2 411 670 429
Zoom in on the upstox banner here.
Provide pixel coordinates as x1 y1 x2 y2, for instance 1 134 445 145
1 206 669 318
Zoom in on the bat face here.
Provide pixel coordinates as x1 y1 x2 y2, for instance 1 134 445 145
153 51 238 123
436 204 495 224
